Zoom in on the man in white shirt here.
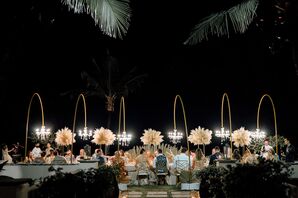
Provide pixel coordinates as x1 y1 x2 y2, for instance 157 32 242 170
32 143 42 158
261 139 273 158
173 147 192 171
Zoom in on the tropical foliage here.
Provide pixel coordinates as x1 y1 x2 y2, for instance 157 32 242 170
34 166 119 198
62 0 131 39
184 0 259 45
197 159 293 198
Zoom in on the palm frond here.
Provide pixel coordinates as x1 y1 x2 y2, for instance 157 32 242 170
62 0 131 39
184 0 259 45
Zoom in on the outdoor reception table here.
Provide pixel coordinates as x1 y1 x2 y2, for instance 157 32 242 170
0 161 98 180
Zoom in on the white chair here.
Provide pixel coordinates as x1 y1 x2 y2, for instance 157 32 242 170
175 160 189 184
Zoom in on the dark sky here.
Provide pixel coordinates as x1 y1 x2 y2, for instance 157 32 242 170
1 0 298 151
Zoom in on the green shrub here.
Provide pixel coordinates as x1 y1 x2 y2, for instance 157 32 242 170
34 166 119 198
223 159 292 198
196 159 293 198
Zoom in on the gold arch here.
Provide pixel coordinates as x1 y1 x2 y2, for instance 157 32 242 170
71 93 88 163
257 94 278 154
25 93 45 158
173 95 191 181
117 96 126 151
220 93 233 157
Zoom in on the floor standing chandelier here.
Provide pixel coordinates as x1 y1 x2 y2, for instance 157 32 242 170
250 128 266 140
25 93 52 157
78 127 93 140
117 97 132 148
168 129 183 144
215 127 230 139
35 125 51 140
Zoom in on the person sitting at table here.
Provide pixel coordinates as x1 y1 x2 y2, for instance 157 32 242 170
136 148 150 171
45 149 55 164
173 147 192 171
32 151 46 164
32 143 42 159
241 149 258 164
153 149 169 172
192 148 207 170
261 138 273 159
45 143 53 156
76 148 87 161
51 149 67 164
65 149 77 164
24 151 34 163
135 148 151 185
95 149 106 166
209 146 223 165
153 148 169 185
119 149 129 164
91 149 99 160
232 149 241 162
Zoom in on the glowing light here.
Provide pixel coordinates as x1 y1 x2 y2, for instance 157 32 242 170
168 129 183 144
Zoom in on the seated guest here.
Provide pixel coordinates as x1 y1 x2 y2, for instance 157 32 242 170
65 150 77 164
95 149 106 166
24 151 34 163
232 149 241 162
91 149 99 160
119 149 129 164
32 151 46 164
241 149 258 164
265 148 276 161
51 150 67 164
193 148 207 170
135 148 150 172
209 146 223 165
45 149 55 164
261 138 273 159
76 149 87 161
173 147 192 171
32 143 42 159
45 143 53 157
153 148 169 173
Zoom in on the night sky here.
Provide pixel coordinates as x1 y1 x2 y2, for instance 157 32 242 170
1 0 298 153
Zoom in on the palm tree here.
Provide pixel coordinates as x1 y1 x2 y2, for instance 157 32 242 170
62 51 147 152
83 51 147 125
61 0 131 39
184 0 259 45
184 0 298 75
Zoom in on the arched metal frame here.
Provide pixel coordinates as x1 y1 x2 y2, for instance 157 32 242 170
24 93 45 158
257 94 278 154
117 96 126 152
173 95 191 182
71 93 88 163
220 93 233 158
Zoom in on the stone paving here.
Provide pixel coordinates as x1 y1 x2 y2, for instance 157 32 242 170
120 186 200 198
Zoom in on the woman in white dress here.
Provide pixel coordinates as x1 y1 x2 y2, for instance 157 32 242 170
1 144 13 163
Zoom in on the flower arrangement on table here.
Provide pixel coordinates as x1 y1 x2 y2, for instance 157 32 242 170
91 127 116 146
140 128 164 145
188 126 212 154
55 127 76 146
232 127 251 148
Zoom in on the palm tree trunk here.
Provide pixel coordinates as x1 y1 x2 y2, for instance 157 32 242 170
104 94 115 155
105 110 113 155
